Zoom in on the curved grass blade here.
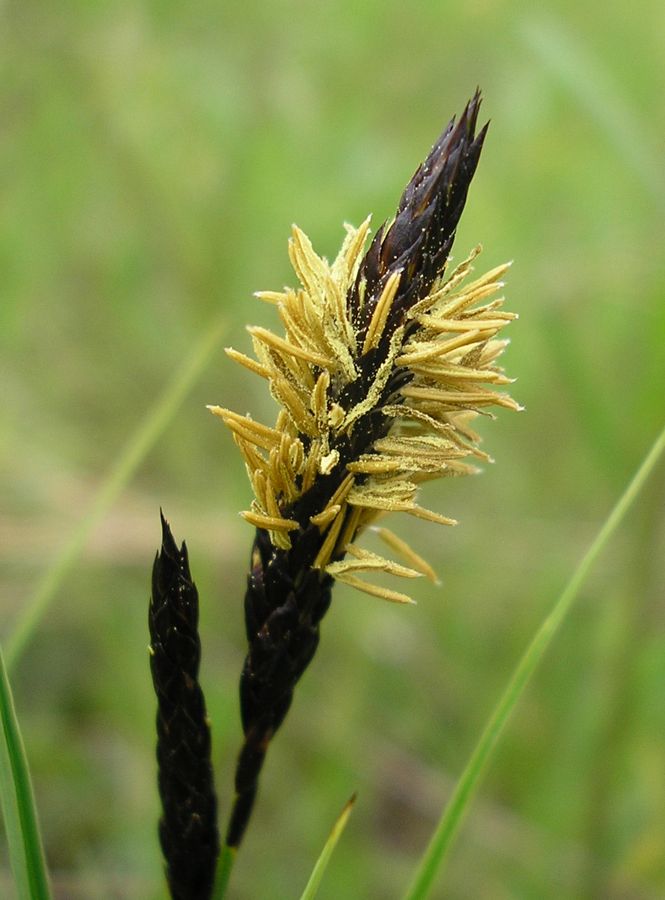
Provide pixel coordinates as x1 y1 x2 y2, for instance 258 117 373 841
521 17 665 208
299 794 357 900
212 844 236 900
0 644 51 899
5 314 227 671
404 422 665 900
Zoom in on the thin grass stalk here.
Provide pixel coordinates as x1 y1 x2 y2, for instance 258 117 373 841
0 644 51 900
521 18 665 207
403 421 665 900
581 460 665 895
5 314 226 672
298 794 356 900
211 845 236 900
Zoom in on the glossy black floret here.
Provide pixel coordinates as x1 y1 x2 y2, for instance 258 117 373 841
149 513 219 899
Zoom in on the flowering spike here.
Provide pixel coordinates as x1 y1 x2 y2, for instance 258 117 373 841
213 93 519 850
149 512 219 899
350 89 487 333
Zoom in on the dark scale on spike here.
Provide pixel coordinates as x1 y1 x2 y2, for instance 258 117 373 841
225 93 489 849
350 90 487 336
149 512 219 899
226 524 333 847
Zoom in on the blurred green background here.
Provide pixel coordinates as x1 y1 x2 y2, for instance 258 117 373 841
2 1 665 897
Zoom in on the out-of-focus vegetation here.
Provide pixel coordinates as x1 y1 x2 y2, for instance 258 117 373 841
2 1 664 897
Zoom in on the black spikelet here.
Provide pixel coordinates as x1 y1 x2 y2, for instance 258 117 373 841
149 512 220 899
226 526 332 847
350 89 487 333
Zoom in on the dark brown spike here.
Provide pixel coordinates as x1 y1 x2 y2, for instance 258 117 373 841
350 90 488 333
225 526 333 848
149 511 219 899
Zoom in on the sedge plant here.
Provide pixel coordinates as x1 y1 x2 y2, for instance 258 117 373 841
0 87 661 900
149 90 520 897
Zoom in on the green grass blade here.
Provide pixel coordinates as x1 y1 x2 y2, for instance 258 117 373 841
299 794 357 900
5 314 227 671
521 16 665 208
212 844 236 900
403 422 665 900
0 644 51 899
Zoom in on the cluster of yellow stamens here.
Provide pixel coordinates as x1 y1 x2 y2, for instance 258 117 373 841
209 219 518 604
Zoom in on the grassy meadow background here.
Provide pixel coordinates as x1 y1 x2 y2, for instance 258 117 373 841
3 1 665 897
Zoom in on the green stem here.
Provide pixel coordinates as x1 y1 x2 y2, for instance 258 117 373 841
581 460 665 896
403 421 665 900
5 315 227 672
0 644 51 899
212 844 236 900
299 794 356 900
521 17 665 207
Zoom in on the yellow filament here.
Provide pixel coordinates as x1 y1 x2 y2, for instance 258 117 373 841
362 270 401 353
224 347 271 378
374 526 438 583
241 510 299 531
329 571 416 605
248 326 333 369
312 506 346 570
310 505 341 528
